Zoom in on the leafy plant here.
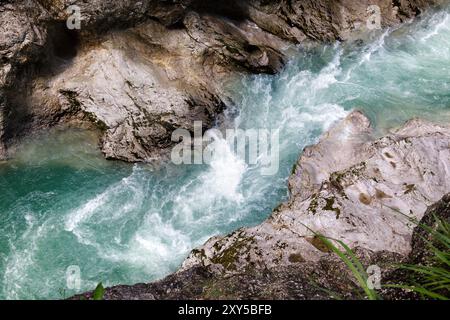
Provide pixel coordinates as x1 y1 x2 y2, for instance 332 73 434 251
315 234 380 300
316 206 450 300
386 215 450 300
301 222 379 300
92 282 105 300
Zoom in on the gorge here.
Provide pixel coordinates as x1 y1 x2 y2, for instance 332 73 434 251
0 0 449 300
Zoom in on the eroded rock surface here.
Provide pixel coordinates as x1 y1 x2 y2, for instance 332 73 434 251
181 112 450 274
74 250 401 300
73 114 450 300
76 195 449 300
1 0 445 161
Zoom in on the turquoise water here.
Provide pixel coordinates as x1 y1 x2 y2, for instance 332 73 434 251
1 7 450 299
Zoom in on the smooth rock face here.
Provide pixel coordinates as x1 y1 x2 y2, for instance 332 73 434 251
32 23 228 162
31 13 289 161
0 0 444 161
181 112 450 273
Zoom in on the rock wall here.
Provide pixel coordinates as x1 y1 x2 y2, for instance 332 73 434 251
0 1 49 158
0 0 445 161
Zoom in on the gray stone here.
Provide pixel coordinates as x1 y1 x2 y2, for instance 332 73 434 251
1 0 444 162
181 112 450 272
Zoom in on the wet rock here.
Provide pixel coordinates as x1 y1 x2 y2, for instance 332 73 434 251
234 0 446 42
26 12 288 161
0 1 49 158
0 0 443 162
74 114 450 300
181 111 450 272
381 194 450 300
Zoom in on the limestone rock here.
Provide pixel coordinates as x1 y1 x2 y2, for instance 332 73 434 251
181 112 450 272
0 1 49 158
27 14 287 161
1 0 443 161
72 115 450 300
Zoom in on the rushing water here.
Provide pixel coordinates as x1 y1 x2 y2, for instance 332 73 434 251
1 7 450 299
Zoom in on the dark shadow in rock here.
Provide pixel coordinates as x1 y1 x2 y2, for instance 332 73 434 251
50 23 80 61
192 0 250 22
3 22 82 147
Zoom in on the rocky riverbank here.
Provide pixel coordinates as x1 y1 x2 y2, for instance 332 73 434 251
74 112 450 299
1 0 445 161
75 193 449 299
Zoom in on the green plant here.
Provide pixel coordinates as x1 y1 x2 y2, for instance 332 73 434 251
315 234 380 300
315 206 450 300
386 215 450 300
92 282 105 300
301 223 379 300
